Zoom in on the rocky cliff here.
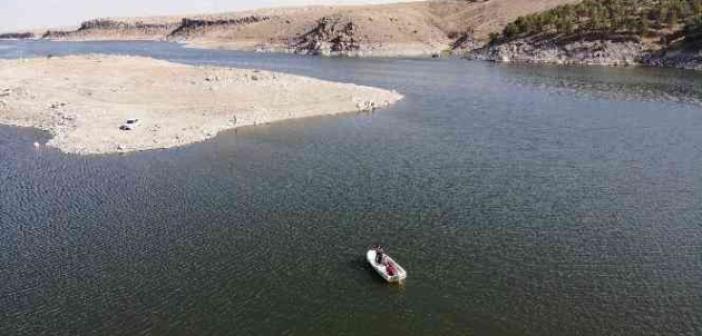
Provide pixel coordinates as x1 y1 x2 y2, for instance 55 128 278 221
43 19 178 40
469 34 647 66
470 37 702 70
295 16 360 56
167 16 271 39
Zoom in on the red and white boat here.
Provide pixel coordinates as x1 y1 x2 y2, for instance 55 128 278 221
366 249 407 283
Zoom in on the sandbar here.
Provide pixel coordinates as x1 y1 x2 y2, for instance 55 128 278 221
0 55 403 154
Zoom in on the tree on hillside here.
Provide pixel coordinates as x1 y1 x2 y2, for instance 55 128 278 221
496 0 702 43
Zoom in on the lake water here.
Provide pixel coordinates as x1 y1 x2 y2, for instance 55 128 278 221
1 40 701 335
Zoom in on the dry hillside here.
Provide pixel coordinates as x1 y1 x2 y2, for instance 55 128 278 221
37 0 579 56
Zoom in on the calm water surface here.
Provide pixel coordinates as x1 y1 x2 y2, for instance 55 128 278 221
1 41 701 335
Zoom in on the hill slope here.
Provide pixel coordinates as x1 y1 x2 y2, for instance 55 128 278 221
31 0 577 57
472 0 702 69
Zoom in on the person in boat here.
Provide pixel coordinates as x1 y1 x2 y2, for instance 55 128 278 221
375 246 385 264
386 261 396 276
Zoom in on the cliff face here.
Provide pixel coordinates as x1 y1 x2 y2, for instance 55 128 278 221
25 0 575 57
43 19 178 40
470 34 647 66
167 16 271 39
470 37 702 70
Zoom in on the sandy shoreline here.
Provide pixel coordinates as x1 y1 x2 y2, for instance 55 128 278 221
0 55 403 155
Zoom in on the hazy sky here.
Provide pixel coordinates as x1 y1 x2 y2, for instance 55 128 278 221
1 0 411 31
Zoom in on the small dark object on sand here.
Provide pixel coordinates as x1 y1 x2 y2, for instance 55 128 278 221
120 118 139 130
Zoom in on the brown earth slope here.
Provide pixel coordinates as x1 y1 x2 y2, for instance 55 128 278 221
36 0 578 56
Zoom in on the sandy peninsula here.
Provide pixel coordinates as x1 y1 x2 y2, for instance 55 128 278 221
0 55 402 154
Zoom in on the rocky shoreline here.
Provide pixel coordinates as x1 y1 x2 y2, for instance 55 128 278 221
467 37 702 70
642 48 702 71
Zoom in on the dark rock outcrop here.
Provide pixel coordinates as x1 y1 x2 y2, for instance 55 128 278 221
642 46 702 71
42 30 73 39
469 36 646 66
468 32 648 65
450 32 481 51
295 16 360 56
168 16 270 39
78 19 172 31
468 32 702 70
0 32 34 39
43 19 177 39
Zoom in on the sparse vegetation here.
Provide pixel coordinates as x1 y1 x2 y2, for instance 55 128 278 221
492 0 702 45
